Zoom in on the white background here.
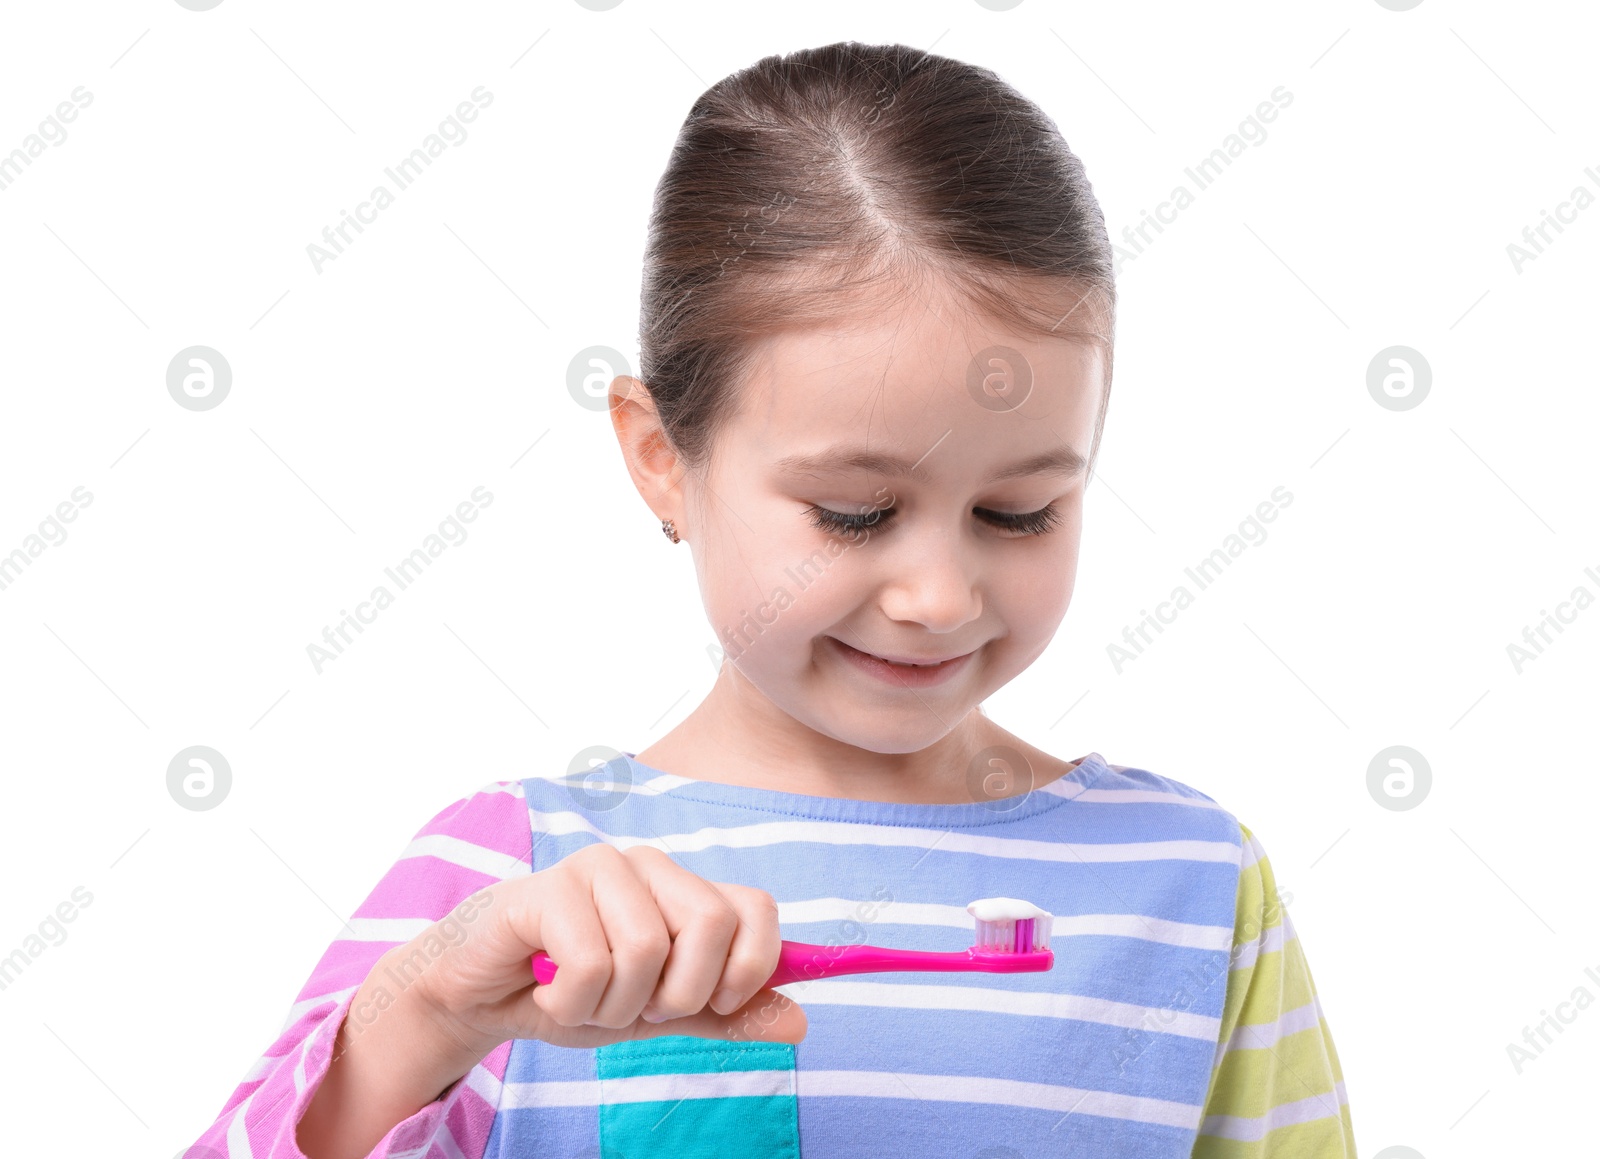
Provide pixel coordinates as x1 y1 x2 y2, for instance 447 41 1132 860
1 1 1595 1155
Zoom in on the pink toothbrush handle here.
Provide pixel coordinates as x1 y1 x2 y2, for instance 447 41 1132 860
529 941 1052 989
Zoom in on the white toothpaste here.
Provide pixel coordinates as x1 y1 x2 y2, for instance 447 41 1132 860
966 896 1050 922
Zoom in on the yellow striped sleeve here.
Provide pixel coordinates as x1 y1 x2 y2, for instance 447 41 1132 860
1191 823 1358 1158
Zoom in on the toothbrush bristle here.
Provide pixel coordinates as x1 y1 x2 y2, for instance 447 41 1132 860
972 911 1053 953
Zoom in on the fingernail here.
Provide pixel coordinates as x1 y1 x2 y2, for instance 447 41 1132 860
641 1003 667 1023
712 988 739 1013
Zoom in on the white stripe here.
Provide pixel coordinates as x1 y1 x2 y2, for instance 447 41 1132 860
637 772 697 793
1052 912 1231 950
501 1079 601 1108
294 1004 342 1097
1229 920 1291 972
1198 1080 1348 1141
431 1121 469 1159
530 810 1238 865
778 898 966 928
398 833 533 879
275 986 356 1037
341 916 434 943
473 779 526 798
466 1059 504 1110
241 1051 278 1084
775 898 1231 952
387 1141 435 1159
504 1064 797 1109
503 1065 1207 1131
1073 788 1226 810
225 1088 256 1158
602 1069 795 1102
796 1070 1201 1129
388 1074 476 1159
1241 832 1264 871
1221 997 1324 1053
1037 777 1088 799
774 978 1220 1040
629 763 1106 800
539 771 696 797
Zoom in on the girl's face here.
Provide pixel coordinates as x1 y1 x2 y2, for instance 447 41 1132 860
626 282 1105 762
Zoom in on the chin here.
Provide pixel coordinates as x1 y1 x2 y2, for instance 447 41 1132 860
804 704 962 756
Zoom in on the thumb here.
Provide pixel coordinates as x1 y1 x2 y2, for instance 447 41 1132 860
635 987 807 1045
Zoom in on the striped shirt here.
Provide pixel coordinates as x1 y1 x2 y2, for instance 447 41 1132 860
185 750 1356 1157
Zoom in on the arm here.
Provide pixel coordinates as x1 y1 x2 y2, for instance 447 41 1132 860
179 781 533 1158
1191 823 1357 1158
295 938 497 1159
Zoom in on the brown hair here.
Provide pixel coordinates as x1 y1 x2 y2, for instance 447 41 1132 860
637 40 1117 474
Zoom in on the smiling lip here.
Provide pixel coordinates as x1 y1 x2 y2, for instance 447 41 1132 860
828 637 976 686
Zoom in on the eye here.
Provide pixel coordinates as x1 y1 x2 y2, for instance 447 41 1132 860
804 503 1063 537
975 504 1064 536
806 503 890 536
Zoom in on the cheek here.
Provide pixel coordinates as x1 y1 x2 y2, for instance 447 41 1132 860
702 529 850 654
703 568 772 646
1003 539 1081 636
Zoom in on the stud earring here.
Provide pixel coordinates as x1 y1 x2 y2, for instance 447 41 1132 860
660 518 680 544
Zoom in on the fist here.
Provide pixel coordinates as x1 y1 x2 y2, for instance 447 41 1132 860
413 842 808 1055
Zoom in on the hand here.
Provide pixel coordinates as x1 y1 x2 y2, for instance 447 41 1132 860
412 843 808 1058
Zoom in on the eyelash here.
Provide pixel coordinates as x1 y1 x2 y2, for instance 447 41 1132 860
805 503 1063 537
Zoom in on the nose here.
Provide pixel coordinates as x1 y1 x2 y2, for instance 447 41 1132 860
876 523 984 634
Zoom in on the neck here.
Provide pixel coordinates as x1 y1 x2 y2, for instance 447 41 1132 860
633 661 1012 804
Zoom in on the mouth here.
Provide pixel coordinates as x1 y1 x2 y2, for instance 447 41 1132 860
827 636 977 687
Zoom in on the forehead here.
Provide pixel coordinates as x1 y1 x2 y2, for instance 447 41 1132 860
731 299 1104 471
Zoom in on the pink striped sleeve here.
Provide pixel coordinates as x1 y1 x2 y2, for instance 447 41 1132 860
181 780 533 1158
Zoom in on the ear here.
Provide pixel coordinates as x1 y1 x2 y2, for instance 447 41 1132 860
608 376 688 533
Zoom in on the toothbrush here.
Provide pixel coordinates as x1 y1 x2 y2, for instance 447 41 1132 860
530 896 1053 988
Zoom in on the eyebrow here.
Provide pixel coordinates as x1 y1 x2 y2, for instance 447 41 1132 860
774 444 1087 485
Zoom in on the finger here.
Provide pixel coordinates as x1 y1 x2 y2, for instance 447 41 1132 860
705 883 783 1016
528 867 613 1027
639 986 808 1046
582 851 673 1029
532 850 665 1029
627 848 740 1021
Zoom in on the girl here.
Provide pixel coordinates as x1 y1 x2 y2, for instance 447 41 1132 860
189 41 1354 1159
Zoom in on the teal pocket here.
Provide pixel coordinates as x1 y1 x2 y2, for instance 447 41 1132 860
595 1035 800 1159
